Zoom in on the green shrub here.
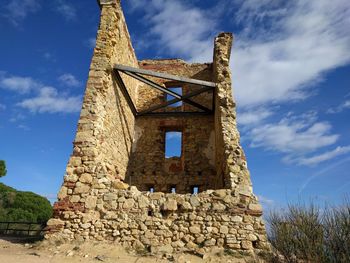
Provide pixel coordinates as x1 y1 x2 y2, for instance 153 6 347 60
0 160 6 177
0 183 53 223
268 200 350 263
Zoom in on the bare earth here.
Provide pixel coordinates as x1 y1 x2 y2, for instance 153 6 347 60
0 238 258 263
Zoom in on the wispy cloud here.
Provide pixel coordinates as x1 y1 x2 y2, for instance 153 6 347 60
43 52 56 62
2 0 41 26
0 103 6 111
9 113 26 123
297 145 350 166
58 73 81 88
237 107 273 126
128 0 350 108
327 100 350 114
17 124 30 131
85 37 96 49
249 112 338 154
56 0 76 21
1 72 82 114
0 74 40 94
17 86 81 114
232 0 350 107
299 156 350 193
128 0 216 61
258 195 275 206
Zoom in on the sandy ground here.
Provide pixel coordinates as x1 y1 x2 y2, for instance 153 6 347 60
0 237 259 263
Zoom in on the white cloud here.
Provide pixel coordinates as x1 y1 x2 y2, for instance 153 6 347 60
237 107 273 126
43 52 56 62
258 195 274 206
1 72 81 114
248 112 338 154
232 0 350 107
86 37 96 49
17 86 81 113
327 100 350 113
3 0 40 26
9 113 25 123
56 1 76 21
0 75 39 94
17 124 30 131
58 73 81 87
128 0 350 108
297 145 350 166
128 0 216 61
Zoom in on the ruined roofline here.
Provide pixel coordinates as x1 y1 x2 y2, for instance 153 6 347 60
139 59 213 68
97 0 120 9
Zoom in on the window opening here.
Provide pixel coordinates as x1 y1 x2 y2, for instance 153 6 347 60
148 186 155 193
165 131 182 158
170 185 176 193
192 186 199 195
166 86 182 107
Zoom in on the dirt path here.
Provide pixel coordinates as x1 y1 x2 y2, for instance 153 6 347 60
0 238 255 263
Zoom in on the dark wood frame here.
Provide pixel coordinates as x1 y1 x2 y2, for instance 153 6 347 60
113 64 216 117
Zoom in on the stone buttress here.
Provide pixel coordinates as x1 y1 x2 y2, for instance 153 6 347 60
46 0 269 254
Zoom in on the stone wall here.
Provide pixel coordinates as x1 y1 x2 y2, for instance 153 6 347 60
55 0 140 213
127 116 216 193
127 59 216 193
46 0 269 255
48 187 268 253
213 33 253 195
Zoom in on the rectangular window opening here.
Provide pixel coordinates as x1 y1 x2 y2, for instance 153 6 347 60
166 86 182 107
170 185 176 193
192 186 199 195
165 131 182 158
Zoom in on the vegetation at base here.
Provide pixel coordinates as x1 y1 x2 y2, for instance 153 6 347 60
267 199 350 263
0 183 53 223
0 160 7 178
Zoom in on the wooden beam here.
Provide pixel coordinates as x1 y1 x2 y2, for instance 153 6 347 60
114 64 216 88
139 111 213 117
113 71 138 116
120 70 212 113
138 86 213 115
121 70 181 99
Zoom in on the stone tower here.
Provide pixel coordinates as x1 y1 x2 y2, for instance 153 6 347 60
46 0 269 253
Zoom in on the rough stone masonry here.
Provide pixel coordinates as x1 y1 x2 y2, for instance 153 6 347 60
46 0 269 254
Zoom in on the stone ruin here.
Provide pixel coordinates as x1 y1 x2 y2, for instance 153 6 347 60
46 0 269 254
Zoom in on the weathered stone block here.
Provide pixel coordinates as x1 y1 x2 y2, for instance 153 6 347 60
163 199 177 211
103 193 118 201
85 196 97 209
112 181 129 190
189 225 201 234
80 173 93 184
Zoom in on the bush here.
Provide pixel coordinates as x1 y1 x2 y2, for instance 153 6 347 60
0 183 53 223
323 200 350 263
268 200 350 263
0 160 6 178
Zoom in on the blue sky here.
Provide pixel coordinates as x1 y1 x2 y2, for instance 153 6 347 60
0 0 349 210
